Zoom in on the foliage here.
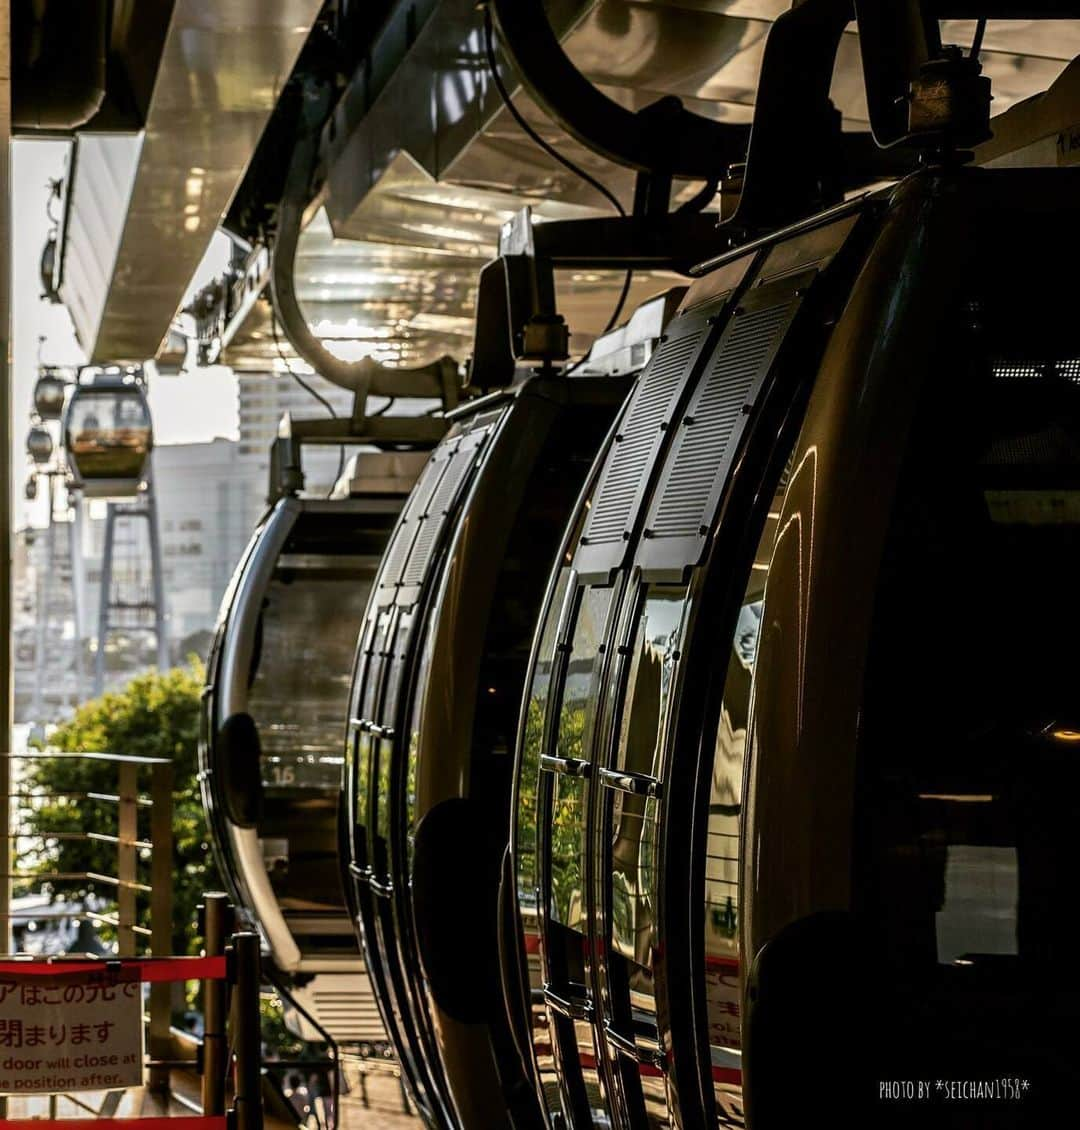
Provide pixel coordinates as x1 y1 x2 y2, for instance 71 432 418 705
260 993 306 1060
21 661 219 955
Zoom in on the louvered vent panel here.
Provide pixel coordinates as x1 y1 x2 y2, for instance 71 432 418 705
400 438 485 589
582 331 704 547
400 516 443 588
651 302 791 540
377 454 449 592
310 991 386 1043
305 981 387 1044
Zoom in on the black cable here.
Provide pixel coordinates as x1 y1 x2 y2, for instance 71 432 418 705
601 268 635 336
676 175 720 215
482 4 635 372
269 309 346 496
564 267 636 376
969 18 987 59
482 6 625 218
369 396 395 418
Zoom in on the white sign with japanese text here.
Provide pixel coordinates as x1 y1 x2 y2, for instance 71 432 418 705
0 968 143 1094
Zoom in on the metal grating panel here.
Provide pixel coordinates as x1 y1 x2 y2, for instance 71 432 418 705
584 333 702 545
650 302 791 541
398 424 493 590
638 291 802 576
570 313 718 585
310 985 388 1044
377 448 454 595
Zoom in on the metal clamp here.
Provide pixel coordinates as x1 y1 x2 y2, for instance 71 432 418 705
543 985 593 1022
597 766 662 798
540 754 592 778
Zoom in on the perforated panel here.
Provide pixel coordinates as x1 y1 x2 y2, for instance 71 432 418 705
637 292 801 576
376 447 455 599
636 213 865 577
572 297 731 582
398 424 495 594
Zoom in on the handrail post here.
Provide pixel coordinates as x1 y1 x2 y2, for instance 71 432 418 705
231 930 263 1130
148 760 174 1094
201 892 232 1116
116 759 137 957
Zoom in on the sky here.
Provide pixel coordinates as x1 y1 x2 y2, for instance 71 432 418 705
11 140 240 528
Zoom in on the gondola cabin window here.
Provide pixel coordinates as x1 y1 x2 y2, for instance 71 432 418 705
704 471 788 1127
856 330 1080 1091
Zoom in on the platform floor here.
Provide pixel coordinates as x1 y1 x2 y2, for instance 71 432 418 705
1 1062 421 1128
336 1066 421 1130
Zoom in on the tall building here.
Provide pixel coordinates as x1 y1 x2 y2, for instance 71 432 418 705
236 370 355 496
78 437 265 652
153 438 266 641
15 409 347 723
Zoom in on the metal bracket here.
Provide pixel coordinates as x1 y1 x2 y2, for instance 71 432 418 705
469 206 728 390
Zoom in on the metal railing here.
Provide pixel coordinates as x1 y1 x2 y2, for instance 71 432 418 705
0 750 175 1100
0 914 264 1130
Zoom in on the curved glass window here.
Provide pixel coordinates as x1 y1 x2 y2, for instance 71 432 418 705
404 613 435 872
67 389 151 480
856 346 1080 1095
602 586 687 1128
610 588 685 982
703 481 786 1127
518 568 572 915
550 585 615 931
356 608 394 871
247 540 378 951
541 582 618 1123
515 567 571 1118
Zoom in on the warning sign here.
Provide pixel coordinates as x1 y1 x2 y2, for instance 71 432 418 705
0 967 143 1094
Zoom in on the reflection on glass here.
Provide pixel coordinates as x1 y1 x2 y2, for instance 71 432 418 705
607 587 685 1128
405 612 436 870
705 485 784 1127
519 569 571 911
375 631 406 846
247 552 376 931
359 610 393 867
549 586 614 929
610 589 685 979
544 584 614 1122
857 345 1080 1092
516 569 570 1119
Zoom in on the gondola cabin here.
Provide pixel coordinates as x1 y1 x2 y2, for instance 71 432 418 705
201 447 430 1046
504 166 1080 1129
26 424 53 465
343 291 682 1128
33 369 67 421
63 374 153 496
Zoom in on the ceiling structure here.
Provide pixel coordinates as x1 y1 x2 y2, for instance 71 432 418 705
57 1 1080 373
58 0 326 364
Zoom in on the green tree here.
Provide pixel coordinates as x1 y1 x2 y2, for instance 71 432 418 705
21 661 219 955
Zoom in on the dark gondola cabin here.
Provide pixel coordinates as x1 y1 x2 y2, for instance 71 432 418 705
33 369 67 421
343 292 680 1129
505 167 1080 1129
201 447 431 1046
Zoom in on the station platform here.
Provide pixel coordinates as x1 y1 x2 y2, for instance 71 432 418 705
2 1062 420 1129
